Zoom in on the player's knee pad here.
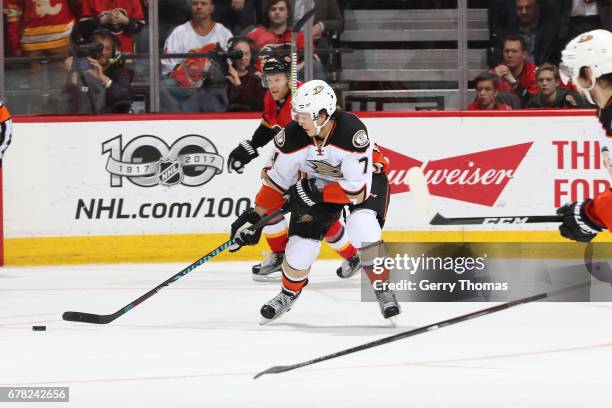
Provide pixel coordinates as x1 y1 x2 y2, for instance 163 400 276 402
285 235 322 272
346 209 382 249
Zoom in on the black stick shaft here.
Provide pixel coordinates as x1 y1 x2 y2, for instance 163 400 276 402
63 207 288 324
430 213 563 225
253 280 590 379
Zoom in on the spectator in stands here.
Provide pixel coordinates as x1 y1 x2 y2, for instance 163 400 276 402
526 63 590 108
560 0 611 45
60 30 136 113
158 0 192 51
4 0 78 112
291 0 343 43
491 34 539 107
162 0 233 76
307 0 344 69
247 0 326 80
491 0 561 65
226 36 265 111
212 0 257 34
160 42 229 112
468 72 512 110
78 0 146 54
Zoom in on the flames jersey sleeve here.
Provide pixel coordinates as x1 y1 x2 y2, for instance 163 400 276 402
255 112 373 209
588 190 612 230
250 90 296 149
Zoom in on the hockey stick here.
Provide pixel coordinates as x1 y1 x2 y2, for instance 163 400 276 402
406 167 563 225
253 278 591 379
63 206 290 324
290 8 316 94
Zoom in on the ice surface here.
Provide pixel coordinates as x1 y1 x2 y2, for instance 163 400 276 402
1 260 612 407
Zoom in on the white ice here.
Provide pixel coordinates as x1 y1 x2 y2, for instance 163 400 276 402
1 260 612 408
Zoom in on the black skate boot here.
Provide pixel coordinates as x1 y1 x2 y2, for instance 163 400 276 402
259 290 300 324
251 252 284 282
375 288 401 319
336 254 362 279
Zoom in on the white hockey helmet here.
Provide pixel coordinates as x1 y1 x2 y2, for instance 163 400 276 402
292 80 337 119
560 29 612 103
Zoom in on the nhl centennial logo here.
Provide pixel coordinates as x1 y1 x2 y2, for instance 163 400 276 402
102 134 224 187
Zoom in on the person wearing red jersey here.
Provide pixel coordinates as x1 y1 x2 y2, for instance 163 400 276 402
5 0 78 112
468 72 513 111
491 34 539 107
4 0 76 56
556 29 612 242
227 57 361 281
78 0 146 54
246 0 326 80
229 80 400 322
246 0 304 66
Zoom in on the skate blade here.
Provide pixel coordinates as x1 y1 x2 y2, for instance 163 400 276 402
259 317 273 325
251 273 282 282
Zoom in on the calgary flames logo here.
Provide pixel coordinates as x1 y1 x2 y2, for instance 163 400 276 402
34 0 61 17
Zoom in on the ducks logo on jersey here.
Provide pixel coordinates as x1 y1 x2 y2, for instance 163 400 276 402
308 160 344 178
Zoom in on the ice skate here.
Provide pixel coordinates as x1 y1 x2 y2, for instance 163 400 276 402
252 252 284 281
259 290 300 324
336 254 362 279
375 288 401 319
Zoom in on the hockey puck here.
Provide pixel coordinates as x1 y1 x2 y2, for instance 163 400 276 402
32 325 46 331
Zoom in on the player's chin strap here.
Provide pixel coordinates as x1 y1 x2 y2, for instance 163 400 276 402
314 115 332 136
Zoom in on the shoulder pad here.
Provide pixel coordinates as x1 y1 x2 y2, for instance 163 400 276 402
274 121 310 153
328 112 370 153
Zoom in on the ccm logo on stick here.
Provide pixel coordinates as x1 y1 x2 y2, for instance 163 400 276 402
483 217 528 224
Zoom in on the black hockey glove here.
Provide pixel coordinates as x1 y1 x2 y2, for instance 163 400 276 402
228 140 258 174
556 199 603 243
286 179 323 210
229 208 263 252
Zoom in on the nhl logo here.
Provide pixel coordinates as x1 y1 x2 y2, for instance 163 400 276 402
157 158 183 186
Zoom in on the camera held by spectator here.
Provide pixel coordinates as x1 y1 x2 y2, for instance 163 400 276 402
61 29 135 114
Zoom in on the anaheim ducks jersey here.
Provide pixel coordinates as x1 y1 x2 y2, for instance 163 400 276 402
258 111 373 207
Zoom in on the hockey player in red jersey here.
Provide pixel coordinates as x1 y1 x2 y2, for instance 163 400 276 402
227 58 361 281
556 29 612 242
229 80 400 322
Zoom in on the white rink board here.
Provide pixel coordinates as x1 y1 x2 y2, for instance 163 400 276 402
4 112 609 239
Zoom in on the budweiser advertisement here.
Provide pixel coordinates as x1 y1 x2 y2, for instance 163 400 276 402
363 112 610 231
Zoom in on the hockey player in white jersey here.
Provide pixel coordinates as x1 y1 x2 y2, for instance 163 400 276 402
230 80 400 322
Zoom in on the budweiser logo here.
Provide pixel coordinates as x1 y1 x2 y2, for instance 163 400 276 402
378 142 533 206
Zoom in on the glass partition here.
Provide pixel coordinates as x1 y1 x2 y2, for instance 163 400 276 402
1 0 604 114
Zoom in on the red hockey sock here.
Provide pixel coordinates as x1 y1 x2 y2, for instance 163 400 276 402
324 220 357 260
281 271 308 296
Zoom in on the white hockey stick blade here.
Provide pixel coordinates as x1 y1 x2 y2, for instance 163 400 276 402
406 167 436 224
